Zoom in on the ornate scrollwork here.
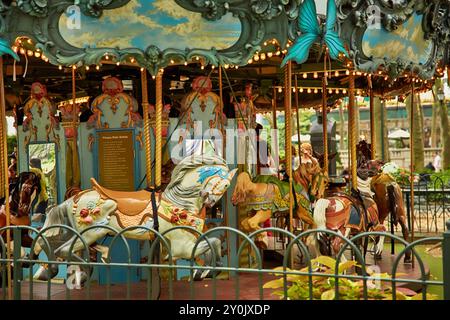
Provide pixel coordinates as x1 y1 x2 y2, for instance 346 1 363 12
3 0 298 75
17 0 48 17
337 0 450 79
77 0 130 18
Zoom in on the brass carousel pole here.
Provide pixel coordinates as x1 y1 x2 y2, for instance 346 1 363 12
69 66 80 188
284 61 293 267
322 72 328 173
410 81 415 267
219 65 231 270
141 69 152 187
0 56 12 299
368 76 376 159
348 71 357 189
272 87 279 179
294 75 301 164
155 70 163 188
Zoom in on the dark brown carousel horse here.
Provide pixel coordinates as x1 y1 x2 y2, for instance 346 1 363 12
357 140 411 261
367 160 411 262
311 141 411 262
0 172 41 247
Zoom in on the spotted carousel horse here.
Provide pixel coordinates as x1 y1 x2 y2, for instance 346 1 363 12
0 172 42 248
232 156 329 249
30 154 237 282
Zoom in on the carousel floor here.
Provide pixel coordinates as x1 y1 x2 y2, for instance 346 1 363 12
3 250 429 300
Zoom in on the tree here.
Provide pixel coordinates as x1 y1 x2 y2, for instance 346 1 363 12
7 135 16 156
373 98 390 162
405 94 425 172
432 78 450 170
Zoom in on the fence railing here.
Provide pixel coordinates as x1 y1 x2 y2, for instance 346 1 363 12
401 175 450 234
1 223 449 300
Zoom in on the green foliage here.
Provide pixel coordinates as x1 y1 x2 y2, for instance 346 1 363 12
7 135 17 156
428 170 450 187
263 256 438 300
391 168 415 186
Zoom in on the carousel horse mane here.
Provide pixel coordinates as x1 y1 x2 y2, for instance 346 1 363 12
164 154 228 213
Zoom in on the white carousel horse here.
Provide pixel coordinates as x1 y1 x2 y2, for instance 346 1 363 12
31 154 237 281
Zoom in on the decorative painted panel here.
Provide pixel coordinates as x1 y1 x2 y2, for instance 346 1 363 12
78 77 146 190
58 1 242 51
167 76 226 160
17 82 66 203
336 0 450 78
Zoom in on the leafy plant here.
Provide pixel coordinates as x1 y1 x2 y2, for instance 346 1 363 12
263 256 438 300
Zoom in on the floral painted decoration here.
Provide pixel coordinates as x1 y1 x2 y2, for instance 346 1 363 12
77 200 103 225
160 201 203 233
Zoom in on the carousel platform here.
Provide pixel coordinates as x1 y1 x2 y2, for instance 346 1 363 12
6 251 429 300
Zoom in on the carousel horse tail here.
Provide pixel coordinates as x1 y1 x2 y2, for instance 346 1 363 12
387 183 404 227
313 199 330 232
231 171 252 205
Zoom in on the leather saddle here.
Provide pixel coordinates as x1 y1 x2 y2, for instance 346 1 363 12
90 178 152 216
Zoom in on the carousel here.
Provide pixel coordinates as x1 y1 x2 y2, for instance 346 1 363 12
0 0 449 300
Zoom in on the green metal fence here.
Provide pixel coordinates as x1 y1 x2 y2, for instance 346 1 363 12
1 221 449 300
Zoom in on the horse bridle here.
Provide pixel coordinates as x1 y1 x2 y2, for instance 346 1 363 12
202 170 232 197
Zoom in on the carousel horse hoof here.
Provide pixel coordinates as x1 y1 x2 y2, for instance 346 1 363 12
191 270 209 281
34 263 59 281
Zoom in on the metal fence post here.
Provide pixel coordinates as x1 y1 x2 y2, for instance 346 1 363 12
12 228 22 300
444 220 450 300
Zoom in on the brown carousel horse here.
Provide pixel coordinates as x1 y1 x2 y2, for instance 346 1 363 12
311 141 411 263
232 144 330 248
356 141 410 261
0 171 42 247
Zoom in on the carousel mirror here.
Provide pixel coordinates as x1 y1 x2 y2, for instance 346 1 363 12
27 142 58 211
